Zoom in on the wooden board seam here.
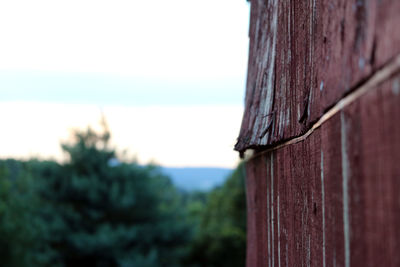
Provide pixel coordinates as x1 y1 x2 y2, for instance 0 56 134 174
243 54 400 161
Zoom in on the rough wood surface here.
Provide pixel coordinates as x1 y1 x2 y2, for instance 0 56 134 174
245 72 400 266
239 0 400 265
235 0 400 152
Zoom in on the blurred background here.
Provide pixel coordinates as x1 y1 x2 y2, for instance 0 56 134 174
0 0 250 266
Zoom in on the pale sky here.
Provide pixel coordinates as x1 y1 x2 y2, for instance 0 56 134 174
0 0 250 168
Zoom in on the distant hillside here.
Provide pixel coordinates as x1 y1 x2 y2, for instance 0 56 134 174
161 167 233 191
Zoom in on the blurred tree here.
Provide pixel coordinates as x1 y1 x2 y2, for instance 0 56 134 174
34 124 191 266
0 121 247 267
185 163 247 267
0 160 53 266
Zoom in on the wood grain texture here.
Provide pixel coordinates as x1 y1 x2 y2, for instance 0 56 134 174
244 73 400 266
235 0 400 152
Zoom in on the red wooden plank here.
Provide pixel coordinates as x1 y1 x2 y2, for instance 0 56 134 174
236 0 400 152
244 73 400 266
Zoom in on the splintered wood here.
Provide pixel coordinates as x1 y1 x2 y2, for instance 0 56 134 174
236 0 400 152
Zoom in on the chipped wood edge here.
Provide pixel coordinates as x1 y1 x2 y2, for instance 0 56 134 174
243 54 400 162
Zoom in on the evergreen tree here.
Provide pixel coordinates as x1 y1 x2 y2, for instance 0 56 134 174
0 122 191 267
0 122 247 267
35 126 191 266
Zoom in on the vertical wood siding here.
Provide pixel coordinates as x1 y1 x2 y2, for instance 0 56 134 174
237 0 400 266
245 74 400 266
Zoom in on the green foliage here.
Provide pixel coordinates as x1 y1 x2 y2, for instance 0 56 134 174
185 164 247 267
41 127 191 266
0 160 53 267
0 124 247 267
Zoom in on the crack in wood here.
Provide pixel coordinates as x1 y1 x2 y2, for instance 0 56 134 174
259 111 275 139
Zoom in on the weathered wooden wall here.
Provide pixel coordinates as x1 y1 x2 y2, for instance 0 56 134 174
236 0 400 151
236 0 400 266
